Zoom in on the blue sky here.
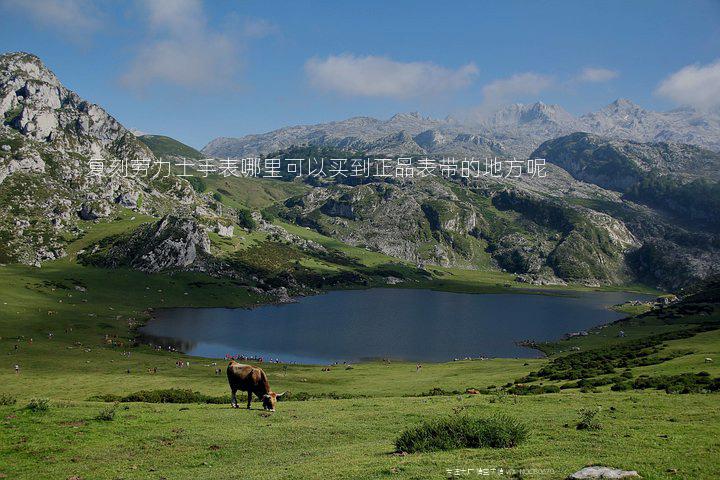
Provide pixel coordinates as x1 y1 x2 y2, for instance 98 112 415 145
1 0 719 149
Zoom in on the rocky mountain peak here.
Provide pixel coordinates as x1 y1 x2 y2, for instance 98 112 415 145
413 129 446 149
0 52 61 85
0 51 132 151
390 111 422 121
485 102 577 128
0 51 204 265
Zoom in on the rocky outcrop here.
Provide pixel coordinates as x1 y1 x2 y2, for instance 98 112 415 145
0 52 208 265
216 223 234 238
80 215 211 273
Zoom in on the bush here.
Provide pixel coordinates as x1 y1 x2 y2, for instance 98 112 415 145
89 389 362 404
237 209 257 231
418 387 460 397
611 382 631 391
0 393 17 406
576 407 602 430
89 389 230 404
395 415 528 453
120 389 228 404
186 176 206 193
506 384 560 395
632 373 720 394
26 397 50 412
96 403 118 421
260 210 277 222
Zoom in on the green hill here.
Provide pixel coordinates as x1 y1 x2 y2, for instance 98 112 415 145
138 134 204 159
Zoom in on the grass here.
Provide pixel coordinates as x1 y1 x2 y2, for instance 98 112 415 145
395 414 529 452
1 392 718 479
203 175 308 210
138 135 203 160
0 203 719 478
1 256 719 478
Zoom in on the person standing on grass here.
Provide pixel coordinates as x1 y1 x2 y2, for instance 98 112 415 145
14 364 19 374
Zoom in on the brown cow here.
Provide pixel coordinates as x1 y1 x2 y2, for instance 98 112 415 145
226 361 286 411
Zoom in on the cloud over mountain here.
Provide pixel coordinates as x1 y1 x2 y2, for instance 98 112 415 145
657 59 720 110
480 72 554 109
305 54 478 98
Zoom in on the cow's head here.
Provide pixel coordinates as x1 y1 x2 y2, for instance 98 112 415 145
262 391 286 411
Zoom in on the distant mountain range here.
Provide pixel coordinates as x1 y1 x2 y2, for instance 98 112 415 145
2 51 719 291
202 100 720 159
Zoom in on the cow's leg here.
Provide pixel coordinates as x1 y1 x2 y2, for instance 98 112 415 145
246 390 252 409
231 387 238 408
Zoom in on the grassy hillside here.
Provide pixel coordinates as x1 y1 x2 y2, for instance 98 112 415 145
138 134 204 160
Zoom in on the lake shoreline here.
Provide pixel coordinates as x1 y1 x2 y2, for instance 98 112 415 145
138 288 654 364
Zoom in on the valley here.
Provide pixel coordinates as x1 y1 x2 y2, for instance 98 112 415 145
1 49 720 479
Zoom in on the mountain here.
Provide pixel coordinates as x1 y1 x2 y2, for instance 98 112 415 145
202 112 458 158
580 99 720 151
138 134 203 160
0 52 425 299
532 133 720 287
2 51 719 291
533 132 720 227
533 132 720 190
202 100 720 159
0 52 211 265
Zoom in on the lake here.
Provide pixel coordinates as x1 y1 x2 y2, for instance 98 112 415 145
139 288 653 364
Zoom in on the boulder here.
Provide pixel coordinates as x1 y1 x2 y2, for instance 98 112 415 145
567 466 640 479
217 223 234 238
78 202 111 220
115 192 140 208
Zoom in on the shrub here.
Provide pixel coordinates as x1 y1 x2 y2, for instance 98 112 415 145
96 403 118 421
632 373 720 394
506 384 560 395
611 382 631 391
576 407 602 430
186 176 206 193
237 209 257 231
260 210 277 222
26 397 50 412
89 389 366 404
418 387 461 397
395 415 528 453
121 389 226 404
0 393 17 406
530 329 708 383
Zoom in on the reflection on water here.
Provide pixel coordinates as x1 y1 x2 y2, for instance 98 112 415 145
139 288 652 364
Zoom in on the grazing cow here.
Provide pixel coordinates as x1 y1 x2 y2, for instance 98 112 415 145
705 357 713 363
227 361 286 411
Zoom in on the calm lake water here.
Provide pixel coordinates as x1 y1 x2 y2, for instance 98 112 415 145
139 288 653 363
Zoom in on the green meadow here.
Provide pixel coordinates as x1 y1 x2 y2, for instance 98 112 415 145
1 214 719 480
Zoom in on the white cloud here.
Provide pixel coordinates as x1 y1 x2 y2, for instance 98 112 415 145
656 59 720 110
0 0 103 40
120 0 242 91
577 67 619 83
481 72 554 107
305 54 478 98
